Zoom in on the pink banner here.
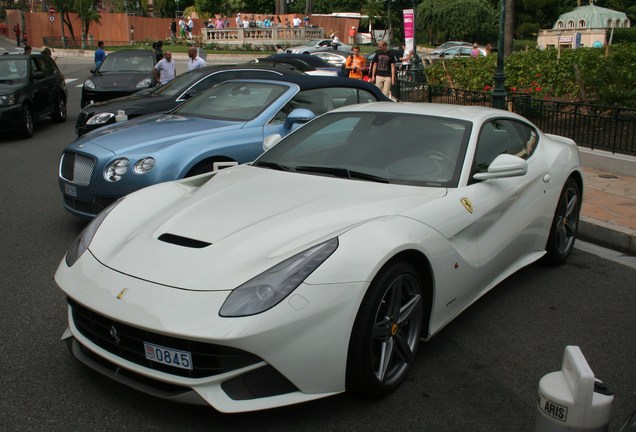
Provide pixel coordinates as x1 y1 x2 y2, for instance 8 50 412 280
403 9 414 52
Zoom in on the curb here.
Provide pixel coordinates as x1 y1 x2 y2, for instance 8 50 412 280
579 217 636 256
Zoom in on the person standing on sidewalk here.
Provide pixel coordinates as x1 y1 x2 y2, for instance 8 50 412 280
13 23 21 46
344 46 366 80
154 51 175 85
370 40 396 99
170 18 177 42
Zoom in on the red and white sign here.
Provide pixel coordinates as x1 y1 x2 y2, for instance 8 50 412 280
48 6 56 14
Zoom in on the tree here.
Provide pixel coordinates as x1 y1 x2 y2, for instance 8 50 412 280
416 0 497 44
360 0 385 45
76 0 102 48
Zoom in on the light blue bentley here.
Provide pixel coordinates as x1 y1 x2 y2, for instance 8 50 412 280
58 76 388 218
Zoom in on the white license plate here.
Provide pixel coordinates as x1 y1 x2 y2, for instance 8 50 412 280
64 183 77 197
143 342 193 370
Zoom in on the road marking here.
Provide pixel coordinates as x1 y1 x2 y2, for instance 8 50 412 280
65 78 78 84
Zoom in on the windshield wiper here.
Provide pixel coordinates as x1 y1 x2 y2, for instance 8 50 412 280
295 166 389 183
253 161 289 171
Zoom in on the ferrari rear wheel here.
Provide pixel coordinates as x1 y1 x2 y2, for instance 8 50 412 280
346 260 424 397
544 178 580 265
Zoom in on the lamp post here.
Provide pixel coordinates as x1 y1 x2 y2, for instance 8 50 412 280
492 0 507 110
556 30 562 62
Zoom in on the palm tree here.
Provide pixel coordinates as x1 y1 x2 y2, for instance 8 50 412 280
76 0 102 49
360 0 384 46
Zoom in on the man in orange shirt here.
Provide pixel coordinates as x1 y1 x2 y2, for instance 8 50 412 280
344 46 366 80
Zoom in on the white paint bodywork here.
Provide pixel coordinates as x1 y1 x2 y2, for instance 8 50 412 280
55 103 582 412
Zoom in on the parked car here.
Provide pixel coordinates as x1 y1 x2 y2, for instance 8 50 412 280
0 53 67 138
55 103 582 413
430 41 471 55
287 38 352 54
254 54 341 76
75 64 305 136
81 50 158 108
311 49 354 68
59 76 389 218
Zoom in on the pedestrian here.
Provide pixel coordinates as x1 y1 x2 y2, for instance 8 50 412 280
154 51 176 85
186 16 194 39
152 40 164 62
400 43 413 70
170 18 177 42
331 33 339 50
178 17 186 39
235 13 242 28
95 40 106 68
370 40 396 99
187 46 206 70
485 43 494 56
24 45 32 55
344 46 366 80
471 43 480 58
348 26 356 45
292 16 302 27
41 47 56 61
13 23 21 46
275 44 285 54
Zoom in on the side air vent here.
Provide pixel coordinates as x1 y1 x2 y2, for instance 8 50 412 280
158 233 211 249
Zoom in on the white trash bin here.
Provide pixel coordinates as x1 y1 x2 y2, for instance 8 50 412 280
536 346 613 432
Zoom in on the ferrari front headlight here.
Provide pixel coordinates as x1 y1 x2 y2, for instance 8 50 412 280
84 79 95 89
220 238 338 317
86 112 115 125
104 158 130 182
65 199 121 267
135 78 152 88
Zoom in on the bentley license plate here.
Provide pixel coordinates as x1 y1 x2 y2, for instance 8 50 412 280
64 183 77 197
143 342 193 370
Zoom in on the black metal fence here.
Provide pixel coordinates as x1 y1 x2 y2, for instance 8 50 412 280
397 74 636 156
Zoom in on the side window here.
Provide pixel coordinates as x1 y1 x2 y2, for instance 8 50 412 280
182 71 236 99
473 119 538 173
270 88 378 124
30 58 41 73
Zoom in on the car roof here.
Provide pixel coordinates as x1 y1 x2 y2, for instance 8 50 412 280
332 101 531 124
265 54 334 68
312 50 353 56
106 50 155 56
216 75 389 98
187 63 305 77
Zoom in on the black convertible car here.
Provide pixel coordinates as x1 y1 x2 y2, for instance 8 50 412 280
76 63 304 136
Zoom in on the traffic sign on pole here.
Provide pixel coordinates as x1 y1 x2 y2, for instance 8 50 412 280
48 6 56 14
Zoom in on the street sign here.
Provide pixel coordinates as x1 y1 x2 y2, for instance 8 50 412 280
49 15 56 22
48 6 55 13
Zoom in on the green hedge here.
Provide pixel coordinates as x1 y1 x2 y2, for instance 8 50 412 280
424 43 636 108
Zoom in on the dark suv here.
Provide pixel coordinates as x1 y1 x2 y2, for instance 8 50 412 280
0 54 67 138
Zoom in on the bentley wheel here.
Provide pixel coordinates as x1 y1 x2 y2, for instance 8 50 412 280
544 178 580 265
51 94 67 123
19 104 34 138
346 260 424 397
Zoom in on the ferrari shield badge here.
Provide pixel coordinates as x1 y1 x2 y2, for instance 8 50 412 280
460 198 473 214
116 288 129 300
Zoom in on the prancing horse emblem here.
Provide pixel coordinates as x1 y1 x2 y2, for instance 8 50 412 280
460 197 473 214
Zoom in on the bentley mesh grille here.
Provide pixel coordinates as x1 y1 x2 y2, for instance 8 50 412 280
68 297 262 379
60 152 95 186
64 195 117 216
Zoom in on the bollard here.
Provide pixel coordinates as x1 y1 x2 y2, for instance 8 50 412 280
536 346 613 432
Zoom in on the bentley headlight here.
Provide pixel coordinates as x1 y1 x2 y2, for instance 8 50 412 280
135 78 152 88
84 79 95 89
133 157 156 174
65 200 121 267
86 112 115 125
104 158 130 182
220 238 338 317
0 94 16 106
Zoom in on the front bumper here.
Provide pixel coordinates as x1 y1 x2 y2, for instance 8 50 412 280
0 103 23 131
55 251 363 412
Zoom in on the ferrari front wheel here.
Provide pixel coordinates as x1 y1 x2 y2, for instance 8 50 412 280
544 178 581 265
346 260 424 397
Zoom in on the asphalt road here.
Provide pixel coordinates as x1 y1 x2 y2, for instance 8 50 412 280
1 50 635 432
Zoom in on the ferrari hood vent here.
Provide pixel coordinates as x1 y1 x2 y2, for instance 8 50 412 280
157 233 211 249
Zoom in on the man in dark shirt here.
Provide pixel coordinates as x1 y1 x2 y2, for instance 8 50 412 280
370 40 396 99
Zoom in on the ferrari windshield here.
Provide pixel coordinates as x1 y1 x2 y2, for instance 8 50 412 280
0 58 27 80
173 81 289 121
255 111 471 187
98 54 154 73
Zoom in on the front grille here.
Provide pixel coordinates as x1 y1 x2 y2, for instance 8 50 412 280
60 152 96 186
68 297 262 379
76 110 89 129
64 195 117 216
